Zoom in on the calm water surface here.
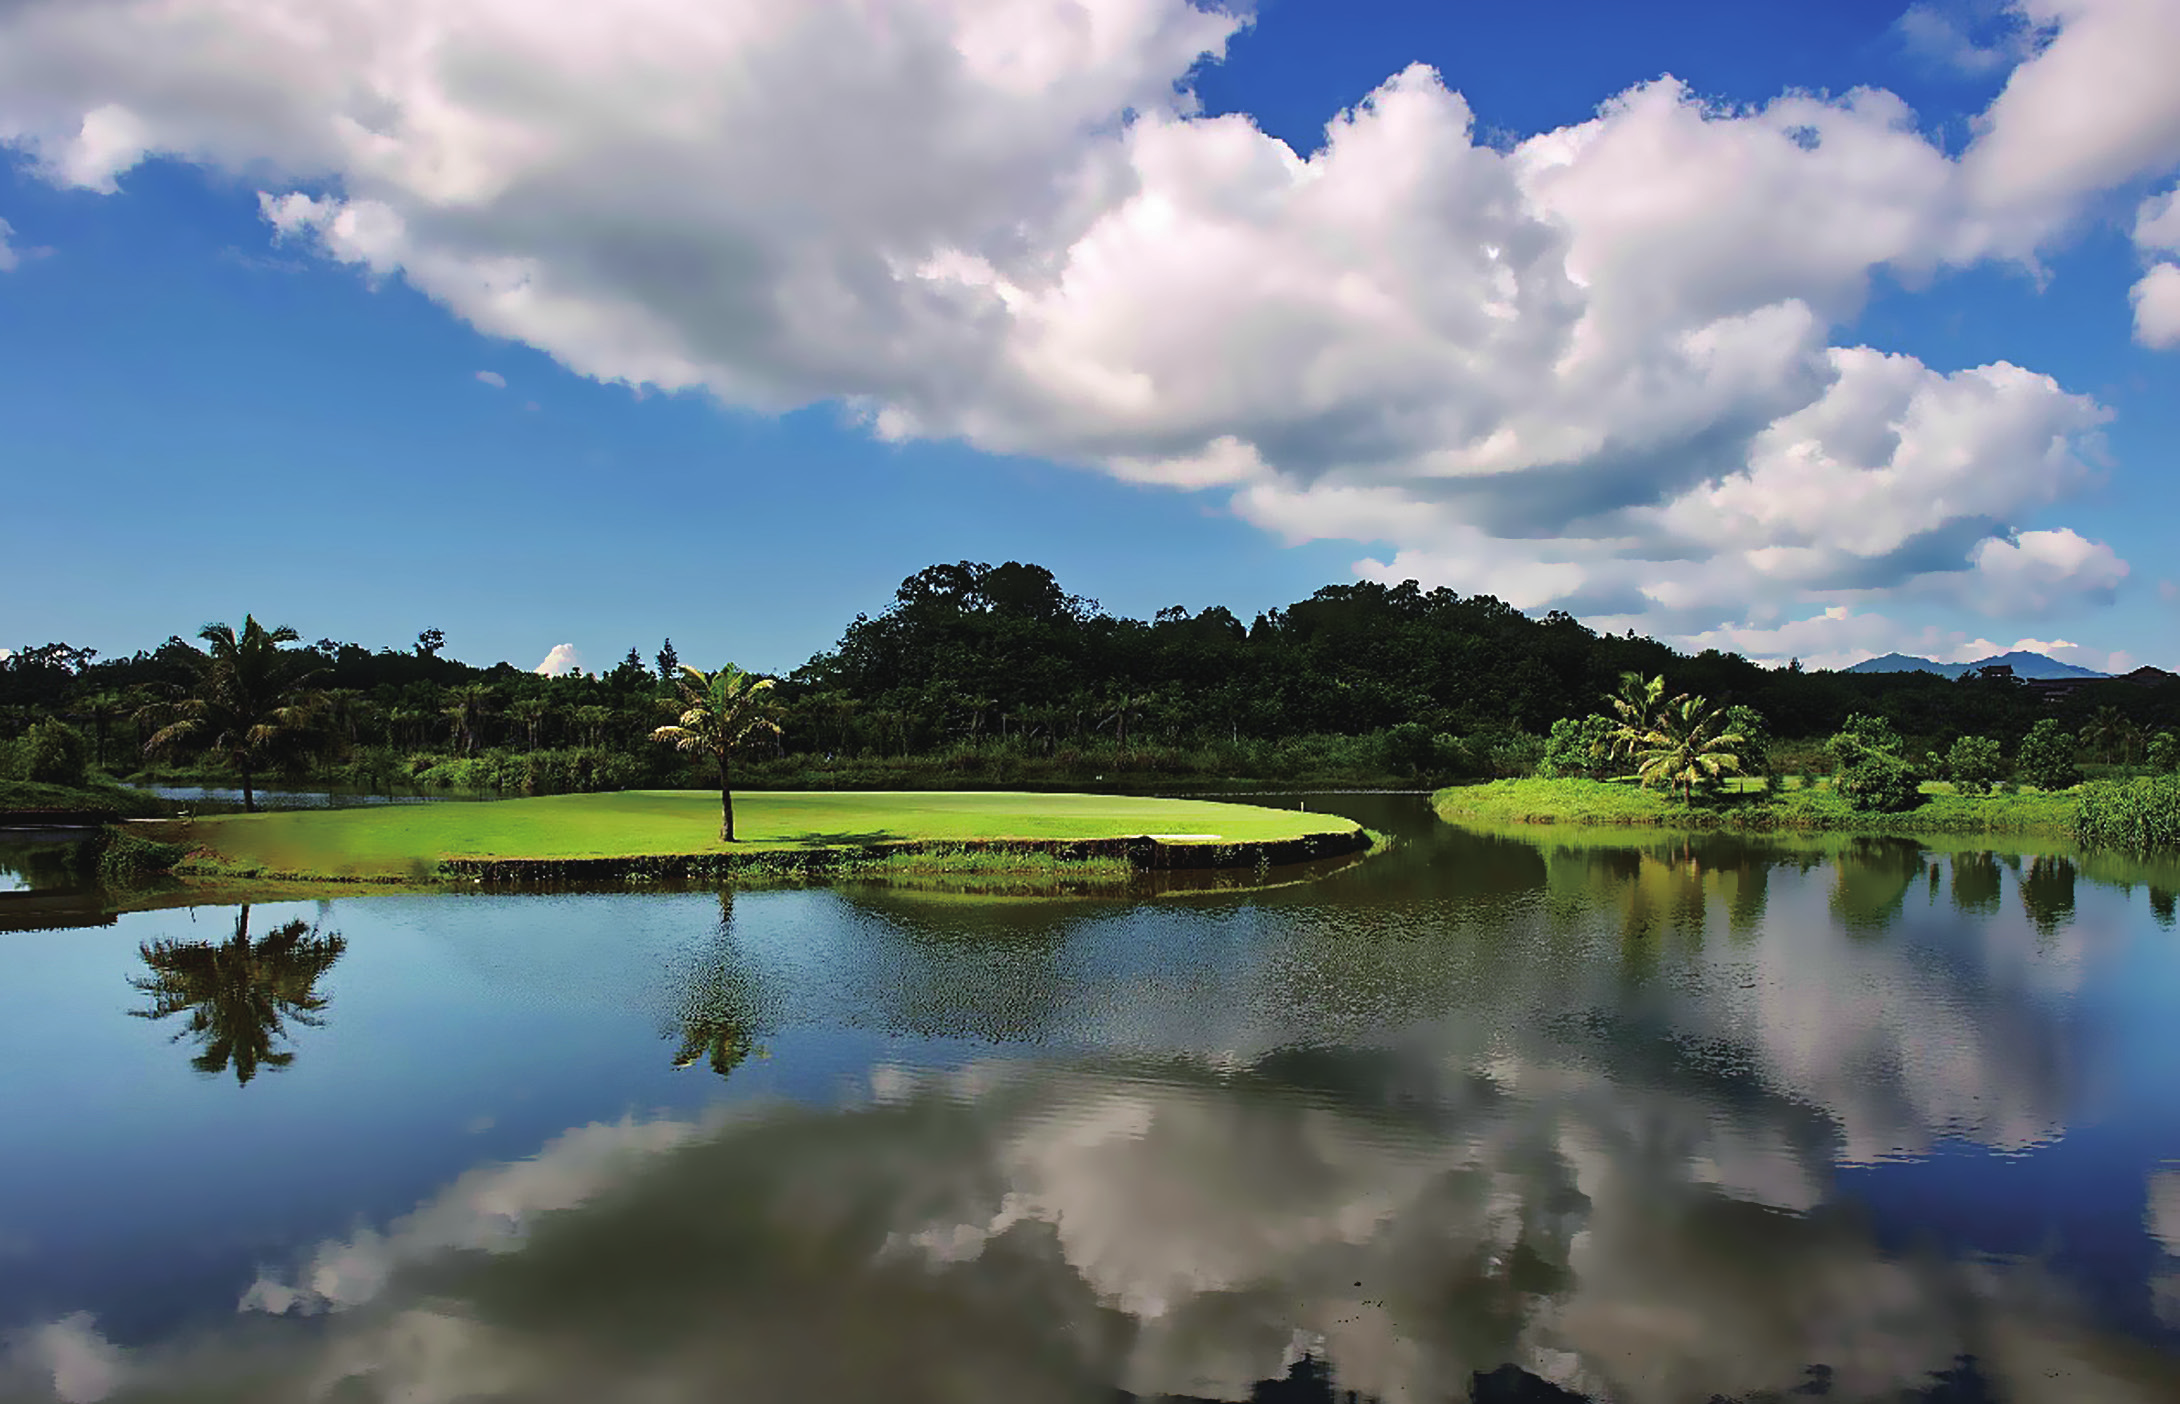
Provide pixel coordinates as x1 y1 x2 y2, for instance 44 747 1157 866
2 794 2178 1402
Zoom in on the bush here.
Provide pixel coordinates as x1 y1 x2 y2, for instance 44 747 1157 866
1538 714 1613 779
2149 731 2179 775
1942 735 2004 795
1837 752 1925 812
5 718 91 787
2074 775 2180 851
2016 718 2083 791
1827 713 1904 773
1381 722 1441 779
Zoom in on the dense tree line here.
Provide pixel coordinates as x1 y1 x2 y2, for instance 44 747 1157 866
6 561 2179 793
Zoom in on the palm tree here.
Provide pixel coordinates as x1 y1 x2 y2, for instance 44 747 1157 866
129 905 348 1085
651 663 784 842
1603 672 1668 774
2080 705 2145 766
442 682 495 757
1633 694 1746 805
140 616 326 812
508 696 551 751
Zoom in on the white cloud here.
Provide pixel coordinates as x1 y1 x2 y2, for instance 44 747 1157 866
534 643 581 676
1966 527 2129 613
2138 186 2180 255
2 1312 126 1403
2130 263 2180 349
1960 0 2180 248
1893 1 2028 76
0 217 17 271
474 369 506 388
0 0 2164 643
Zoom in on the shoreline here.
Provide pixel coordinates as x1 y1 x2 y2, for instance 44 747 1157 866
1432 777 2083 838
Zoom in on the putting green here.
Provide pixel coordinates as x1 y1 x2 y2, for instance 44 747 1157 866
180 790 1359 878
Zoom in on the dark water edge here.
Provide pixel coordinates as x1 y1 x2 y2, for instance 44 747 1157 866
3 794 2178 1402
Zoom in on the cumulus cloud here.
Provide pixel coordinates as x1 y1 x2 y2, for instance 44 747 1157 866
0 0 2168 650
1893 1 2030 76
534 643 581 676
474 369 506 388
2130 263 2180 349
0 217 18 272
1 1313 126 1403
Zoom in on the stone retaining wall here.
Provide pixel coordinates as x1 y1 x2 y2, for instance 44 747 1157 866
436 828 1370 885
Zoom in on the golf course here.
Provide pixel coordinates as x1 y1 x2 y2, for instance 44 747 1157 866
163 789 1368 881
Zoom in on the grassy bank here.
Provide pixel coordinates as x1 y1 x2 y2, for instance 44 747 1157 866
1433 777 2079 835
0 777 173 821
168 789 1363 881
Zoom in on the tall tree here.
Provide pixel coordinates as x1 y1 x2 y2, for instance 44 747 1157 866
651 663 784 841
129 906 347 1086
655 638 680 682
141 616 325 812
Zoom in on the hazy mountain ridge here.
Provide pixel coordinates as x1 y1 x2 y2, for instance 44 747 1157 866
1840 650 2110 680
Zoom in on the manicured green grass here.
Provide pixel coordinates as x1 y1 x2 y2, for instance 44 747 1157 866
1434 776 2080 835
177 790 1359 878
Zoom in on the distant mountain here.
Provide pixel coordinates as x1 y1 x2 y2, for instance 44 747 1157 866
1841 653 1965 678
1841 650 2109 681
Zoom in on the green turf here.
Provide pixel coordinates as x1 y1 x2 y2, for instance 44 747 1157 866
1434 776 2081 835
180 790 1359 878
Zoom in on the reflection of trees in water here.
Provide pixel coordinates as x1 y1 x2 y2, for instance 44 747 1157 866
128 905 346 1085
1828 838 1926 934
1541 836 1770 949
1951 852 2003 916
2020 856 2078 938
667 891 768 1079
2151 887 2176 930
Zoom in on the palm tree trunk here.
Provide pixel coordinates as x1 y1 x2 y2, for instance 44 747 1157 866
240 761 257 814
718 752 735 843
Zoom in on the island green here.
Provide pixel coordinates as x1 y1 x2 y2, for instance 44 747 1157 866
170 789 1364 881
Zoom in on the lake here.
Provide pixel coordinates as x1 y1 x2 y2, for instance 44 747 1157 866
2 793 2177 1402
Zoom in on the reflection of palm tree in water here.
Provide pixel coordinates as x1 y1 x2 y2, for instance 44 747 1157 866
668 891 768 1079
129 905 347 1085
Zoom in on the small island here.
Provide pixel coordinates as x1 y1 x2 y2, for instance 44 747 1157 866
159 789 1369 884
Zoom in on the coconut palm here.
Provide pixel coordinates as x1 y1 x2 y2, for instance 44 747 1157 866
1633 694 1746 805
442 682 495 757
1602 672 1668 773
140 616 326 812
129 905 348 1086
2080 705 2145 765
651 663 784 842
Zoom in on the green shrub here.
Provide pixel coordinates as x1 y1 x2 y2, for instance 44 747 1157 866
2016 718 2083 791
2149 731 2179 775
2074 775 2180 851
1538 714 1614 779
1723 705 1772 779
5 719 91 787
1827 714 1904 773
1837 752 1925 812
1381 722 1441 779
96 827 188 879
1942 735 2004 795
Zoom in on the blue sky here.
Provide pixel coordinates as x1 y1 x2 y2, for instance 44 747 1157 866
2 0 2177 677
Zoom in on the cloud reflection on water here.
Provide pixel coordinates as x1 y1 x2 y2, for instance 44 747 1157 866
10 1040 2174 1404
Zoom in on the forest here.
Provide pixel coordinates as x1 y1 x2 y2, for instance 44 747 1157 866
6 560 2179 796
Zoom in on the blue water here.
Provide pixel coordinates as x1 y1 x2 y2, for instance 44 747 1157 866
1 797 2176 1402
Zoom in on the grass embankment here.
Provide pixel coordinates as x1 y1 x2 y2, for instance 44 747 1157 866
169 789 1365 883
0 777 171 822
1434 777 2078 835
